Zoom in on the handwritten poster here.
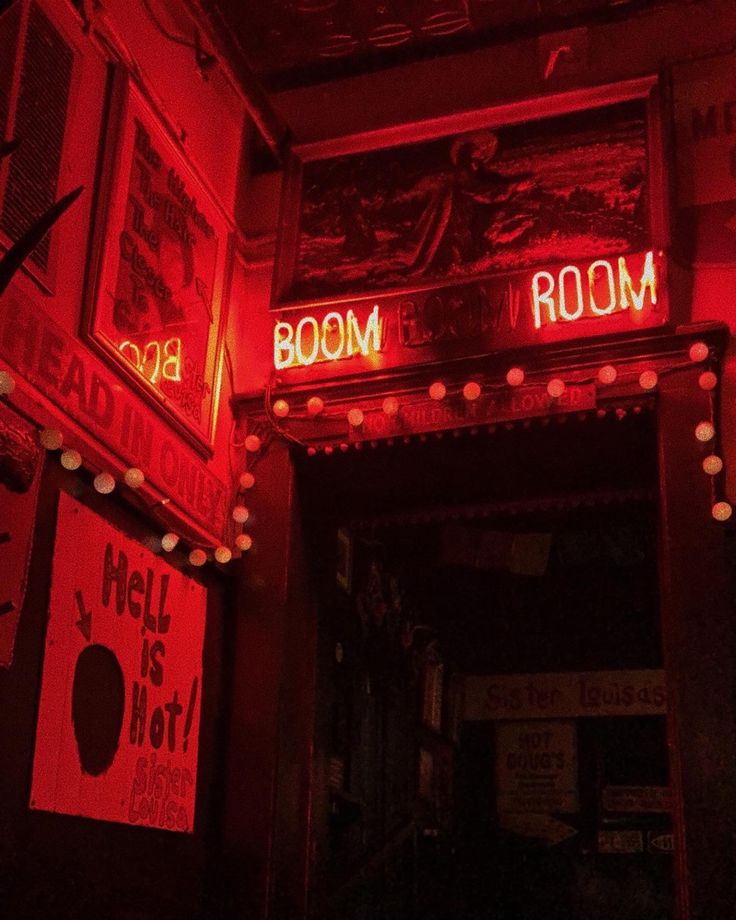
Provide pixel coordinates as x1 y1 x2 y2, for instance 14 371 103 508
30 492 206 832
496 720 578 814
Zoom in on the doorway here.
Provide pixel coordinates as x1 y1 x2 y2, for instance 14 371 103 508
298 404 674 919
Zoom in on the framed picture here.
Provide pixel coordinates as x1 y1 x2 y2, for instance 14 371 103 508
272 77 665 310
84 73 230 453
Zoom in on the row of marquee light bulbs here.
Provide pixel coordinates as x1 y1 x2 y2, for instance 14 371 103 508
0 367 254 567
0 338 729 570
266 341 733 522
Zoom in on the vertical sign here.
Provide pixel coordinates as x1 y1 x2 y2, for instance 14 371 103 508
31 493 206 832
673 51 736 264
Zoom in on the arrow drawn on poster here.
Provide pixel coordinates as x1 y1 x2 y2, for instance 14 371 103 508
75 590 92 642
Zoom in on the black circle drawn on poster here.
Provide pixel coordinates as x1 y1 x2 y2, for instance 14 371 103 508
72 644 125 776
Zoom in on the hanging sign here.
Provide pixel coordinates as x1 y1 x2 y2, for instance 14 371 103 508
496 720 578 814
30 493 206 832
0 402 43 667
464 669 667 721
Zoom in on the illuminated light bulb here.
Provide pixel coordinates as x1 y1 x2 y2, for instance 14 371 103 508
689 341 709 362
547 378 565 399
273 399 290 418
232 505 249 524
699 371 718 391
506 367 524 387
598 365 617 385
214 546 232 564
382 396 399 416
695 421 715 442
239 471 255 489
639 370 658 390
324 445 334 455
60 449 82 470
235 533 252 551
0 370 15 395
307 396 324 416
463 381 481 401
347 408 364 427
94 472 115 494
307 447 316 456
429 382 446 401
703 455 723 476
340 442 349 451
161 532 180 552
712 501 733 522
124 467 145 489
244 434 262 452
39 429 63 450
189 548 207 567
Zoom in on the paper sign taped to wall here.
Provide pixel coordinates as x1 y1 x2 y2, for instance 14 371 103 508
30 492 206 832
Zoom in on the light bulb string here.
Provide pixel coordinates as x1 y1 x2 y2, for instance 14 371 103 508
263 355 715 427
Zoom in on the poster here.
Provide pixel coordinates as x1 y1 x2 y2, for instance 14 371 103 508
0 402 42 667
30 492 206 832
496 720 578 814
87 77 229 449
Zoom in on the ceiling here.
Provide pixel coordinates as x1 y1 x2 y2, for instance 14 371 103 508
204 0 660 90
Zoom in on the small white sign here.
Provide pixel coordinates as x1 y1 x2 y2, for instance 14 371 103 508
496 720 577 814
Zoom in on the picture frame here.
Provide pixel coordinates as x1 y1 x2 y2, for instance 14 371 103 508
271 77 666 312
84 72 231 454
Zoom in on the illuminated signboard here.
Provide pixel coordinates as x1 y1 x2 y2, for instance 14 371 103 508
272 249 664 376
274 305 383 370
86 77 229 450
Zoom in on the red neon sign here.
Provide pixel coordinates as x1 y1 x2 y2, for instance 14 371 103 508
531 251 657 329
119 337 183 384
274 304 383 370
272 250 663 376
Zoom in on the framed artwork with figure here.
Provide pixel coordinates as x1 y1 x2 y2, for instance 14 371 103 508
271 77 666 311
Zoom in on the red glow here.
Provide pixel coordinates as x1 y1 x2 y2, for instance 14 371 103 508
532 251 657 329
119 337 183 384
274 305 383 370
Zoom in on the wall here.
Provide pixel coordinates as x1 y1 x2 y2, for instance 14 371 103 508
0 0 250 915
1 0 251 548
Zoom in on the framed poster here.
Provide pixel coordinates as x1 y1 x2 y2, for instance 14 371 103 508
272 78 665 310
31 492 207 832
85 74 230 453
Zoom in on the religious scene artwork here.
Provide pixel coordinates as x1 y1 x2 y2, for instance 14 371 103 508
285 99 649 303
